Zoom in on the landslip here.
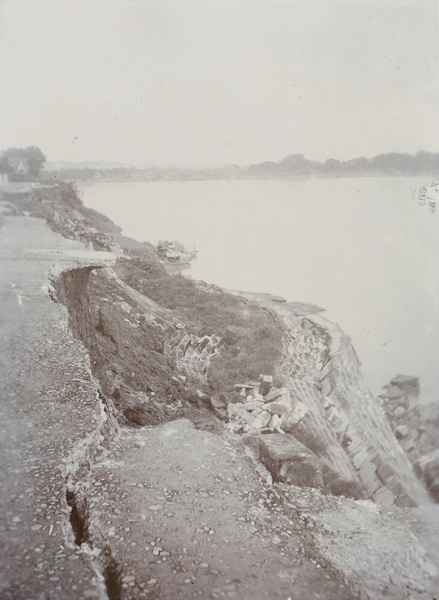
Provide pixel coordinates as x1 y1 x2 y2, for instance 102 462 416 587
1 183 438 600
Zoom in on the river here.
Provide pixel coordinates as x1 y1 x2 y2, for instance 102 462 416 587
80 176 439 403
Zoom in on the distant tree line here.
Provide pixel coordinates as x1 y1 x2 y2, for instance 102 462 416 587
43 151 439 182
245 151 439 178
40 164 243 183
39 167 137 183
3 147 439 184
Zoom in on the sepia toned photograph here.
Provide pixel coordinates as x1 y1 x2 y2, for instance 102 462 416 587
1 1 438 599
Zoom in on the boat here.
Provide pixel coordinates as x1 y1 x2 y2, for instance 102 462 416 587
157 240 198 266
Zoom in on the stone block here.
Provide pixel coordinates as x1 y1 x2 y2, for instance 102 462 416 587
321 376 332 396
395 425 409 439
234 384 253 394
326 406 341 426
321 464 366 500
394 493 418 508
357 461 378 489
269 413 281 429
259 434 324 489
227 403 239 420
263 387 283 403
394 406 407 419
377 463 396 485
242 434 261 454
243 400 264 412
210 393 229 410
281 402 308 431
259 375 273 396
322 396 333 409
389 480 404 498
372 486 395 506
351 447 371 471
249 411 272 430
371 454 384 469
267 396 292 416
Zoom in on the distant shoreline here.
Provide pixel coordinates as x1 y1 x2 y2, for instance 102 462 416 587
45 171 436 187
40 151 439 184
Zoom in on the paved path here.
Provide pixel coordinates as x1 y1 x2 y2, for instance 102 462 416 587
0 214 114 600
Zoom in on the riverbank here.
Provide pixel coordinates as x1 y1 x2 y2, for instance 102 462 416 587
1 184 439 599
78 176 439 405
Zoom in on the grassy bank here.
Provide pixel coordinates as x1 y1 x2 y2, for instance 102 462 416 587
115 257 285 391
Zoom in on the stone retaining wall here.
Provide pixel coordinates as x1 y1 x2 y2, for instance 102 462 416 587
277 309 427 505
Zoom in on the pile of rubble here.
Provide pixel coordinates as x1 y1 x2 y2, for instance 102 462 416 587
225 376 308 436
380 375 439 501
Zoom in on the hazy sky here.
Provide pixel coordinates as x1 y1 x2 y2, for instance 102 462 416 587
1 0 438 166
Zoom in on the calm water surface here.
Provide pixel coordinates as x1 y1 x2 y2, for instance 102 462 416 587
81 177 439 402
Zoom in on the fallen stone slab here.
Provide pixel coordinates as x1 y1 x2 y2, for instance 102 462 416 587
264 387 290 404
266 396 292 415
259 434 324 489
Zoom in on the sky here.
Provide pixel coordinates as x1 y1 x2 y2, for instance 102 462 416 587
1 0 438 166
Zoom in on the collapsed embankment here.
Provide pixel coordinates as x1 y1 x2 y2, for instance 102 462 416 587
2 183 439 600
5 181 438 504
53 243 427 508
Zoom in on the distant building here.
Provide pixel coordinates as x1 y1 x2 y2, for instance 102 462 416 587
9 157 29 176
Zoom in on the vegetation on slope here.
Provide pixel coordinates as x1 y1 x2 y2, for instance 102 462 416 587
114 257 285 391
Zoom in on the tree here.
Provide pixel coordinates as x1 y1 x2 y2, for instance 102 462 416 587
0 153 9 174
325 158 343 174
279 153 307 168
0 146 46 178
345 156 371 173
25 146 46 177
